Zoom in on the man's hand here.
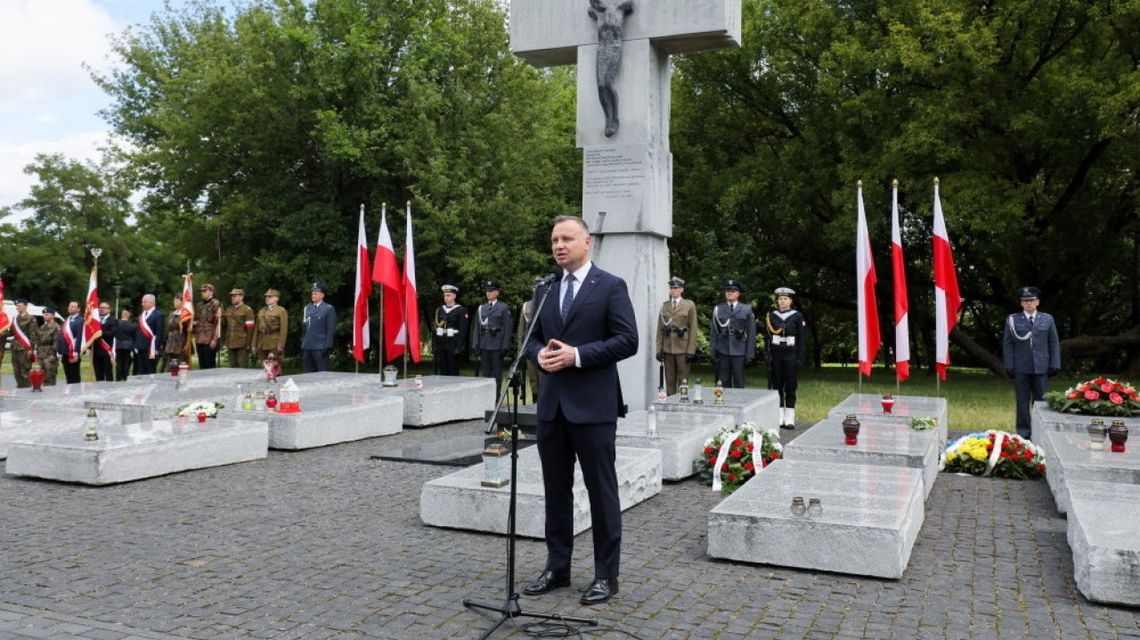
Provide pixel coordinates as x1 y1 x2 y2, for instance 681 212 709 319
210 338 218 349
538 339 576 373
1048 367 1060 377
685 353 696 363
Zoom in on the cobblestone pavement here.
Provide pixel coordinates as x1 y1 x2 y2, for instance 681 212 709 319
1 418 1137 640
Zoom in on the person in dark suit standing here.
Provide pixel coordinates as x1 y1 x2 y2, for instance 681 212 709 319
113 308 138 380
58 300 84 384
91 301 117 381
522 215 638 606
475 280 512 397
136 294 165 375
1002 286 1061 440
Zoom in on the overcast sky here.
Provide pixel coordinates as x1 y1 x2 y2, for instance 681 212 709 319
0 0 168 213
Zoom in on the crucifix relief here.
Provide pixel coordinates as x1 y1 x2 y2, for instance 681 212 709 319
511 0 741 409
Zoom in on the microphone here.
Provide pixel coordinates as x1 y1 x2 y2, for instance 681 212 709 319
540 270 559 286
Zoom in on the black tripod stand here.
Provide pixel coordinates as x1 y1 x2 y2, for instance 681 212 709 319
463 274 597 639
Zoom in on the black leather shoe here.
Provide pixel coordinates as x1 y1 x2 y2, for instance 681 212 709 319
579 578 618 605
522 570 571 596
780 423 796 430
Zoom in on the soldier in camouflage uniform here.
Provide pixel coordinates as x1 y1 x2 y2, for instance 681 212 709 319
223 288 256 367
35 307 61 386
193 283 222 369
253 289 289 362
11 299 37 388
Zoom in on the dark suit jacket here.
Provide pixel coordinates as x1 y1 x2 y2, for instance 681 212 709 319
57 315 84 358
1002 312 1061 374
526 264 638 424
139 308 166 355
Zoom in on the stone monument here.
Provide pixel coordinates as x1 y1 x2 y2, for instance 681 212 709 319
510 0 742 409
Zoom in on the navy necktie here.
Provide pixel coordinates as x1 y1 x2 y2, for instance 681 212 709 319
561 274 576 322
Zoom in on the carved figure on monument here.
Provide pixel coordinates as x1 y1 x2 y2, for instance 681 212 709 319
587 0 634 137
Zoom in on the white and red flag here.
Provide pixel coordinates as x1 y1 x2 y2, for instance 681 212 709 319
180 274 195 323
0 276 10 334
402 201 421 363
856 181 881 377
933 178 962 381
890 180 910 382
371 203 405 360
352 204 372 363
83 264 108 353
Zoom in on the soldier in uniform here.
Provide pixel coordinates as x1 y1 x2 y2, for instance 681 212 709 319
1002 286 1061 440
193 283 222 369
223 288 256 367
254 289 289 363
474 280 512 397
709 279 756 389
434 284 468 376
301 282 336 372
36 307 61 386
655 277 698 395
11 299 36 388
764 287 807 429
163 296 192 372
516 277 545 399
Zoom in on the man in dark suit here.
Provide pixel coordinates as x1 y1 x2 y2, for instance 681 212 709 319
136 294 165 375
58 300 84 384
522 215 638 606
1002 286 1061 440
91 302 117 381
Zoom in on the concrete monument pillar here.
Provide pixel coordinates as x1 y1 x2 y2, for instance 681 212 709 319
510 0 742 409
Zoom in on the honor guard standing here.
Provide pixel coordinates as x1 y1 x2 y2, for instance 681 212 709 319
193 283 222 369
475 280 512 397
765 287 807 429
1002 286 1061 440
516 277 545 398
434 284 468 376
11 299 36 388
254 289 289 362
223 288 256 367
36 307 61 385
709 280 756 389
655 277 698 395
163 296 192 371
301 282 336 372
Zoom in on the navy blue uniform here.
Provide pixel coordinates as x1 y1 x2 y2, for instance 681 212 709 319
301 302 336 372
1002 311 1060 439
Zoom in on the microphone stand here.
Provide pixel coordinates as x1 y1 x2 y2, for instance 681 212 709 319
464 275 597 639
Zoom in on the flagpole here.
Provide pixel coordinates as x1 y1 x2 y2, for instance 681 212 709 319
378 202 387 375
89 247 102 380
402 200 410 382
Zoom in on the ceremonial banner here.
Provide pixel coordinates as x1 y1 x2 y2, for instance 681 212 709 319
180 274 195 323
352 205 372 363
856 182 881 376
402 202 422 363
372 204 405 360
890 181 910 382
0 276 9 334
933 179 962 381
84 265 107 352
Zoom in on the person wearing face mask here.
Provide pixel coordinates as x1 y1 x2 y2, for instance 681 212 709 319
1002 286 1061 440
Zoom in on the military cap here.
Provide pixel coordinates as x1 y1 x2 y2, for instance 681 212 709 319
15 297 28 305
723 279 742 292
264 289 280 297
484 280 501 291
229 288 245 296
200 283 215 292
311 282 327 294
1018 286 1041 300
774 286 796 297
441 284 459 294
668 277 686 288
42 306 56 314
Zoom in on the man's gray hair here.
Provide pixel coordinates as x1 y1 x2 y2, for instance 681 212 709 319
142 294 155 304
553 215 589 233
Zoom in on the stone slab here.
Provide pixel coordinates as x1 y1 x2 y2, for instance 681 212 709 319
707 459 924 579
653 388 780 430
1066 480 1140 606
130 368 265 389
5 416 268 485
784 417 942 499
1031 401 1140 460
827 394 948 443
0 406 115 459
419 445 662 538
1 381 140 411
1042 428 1140 515
616 410 735 480
83 384 239 417
288 373 496 427
225 392 403 450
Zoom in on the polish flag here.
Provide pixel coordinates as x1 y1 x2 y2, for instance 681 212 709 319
352 204 372 363
891 180 910 382
0 276 9 334
856 181 881 377
83 265 108 353
371 203 405 360
402 201 421 363
933 178 962 381
181 274 195 323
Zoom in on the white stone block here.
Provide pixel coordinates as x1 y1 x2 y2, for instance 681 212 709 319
5 416 268 485
288 373 496 427
130 368 265 389
1042 428 1140 515
1066 480 1140 606
420 446 662 538
784 417 942 499
653 388 780 429
0 407 110 459
827 394 948 443
1031 402 1140 460
226 393 403 450
708 459 924 579
616 410 734 480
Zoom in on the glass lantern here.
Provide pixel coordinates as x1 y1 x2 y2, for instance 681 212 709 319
382 365 399 387
481 443 510 488
645 404 659 437
692 377 704 405
84 408 100 441
678 378 690 403
278 378 302 413
262 353 281 382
